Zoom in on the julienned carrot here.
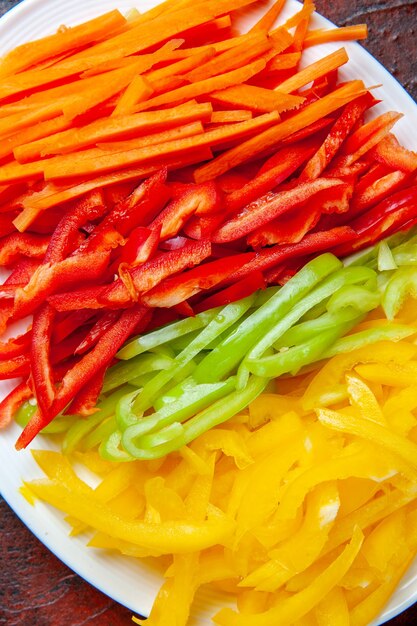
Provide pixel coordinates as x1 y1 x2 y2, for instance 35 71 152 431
146 48 216 85
14 149 214 229
268 52 301 71
292 0 314 52
0 102 66 140
210 110 253 123
275 47 349 94
279 0 315 31
194 80 366 182
67 0 258 62
133 57 269 112
211 84 305 113
304 24 368 48
0 117 72 162
14 103 213 162
185 33 271 82
112 77 154 117
0 10 126 78
43 113 279 180
249 0 286 33
96 122 204 152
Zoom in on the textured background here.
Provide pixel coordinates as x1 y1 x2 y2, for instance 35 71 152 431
1 0 417 624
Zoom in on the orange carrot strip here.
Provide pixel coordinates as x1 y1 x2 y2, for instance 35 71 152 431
96 121 205 152
267 52 301 71
304 25 368 48
0 10 126 78
112 76 154 117
275 47 349 93
134 57 268 112
0 102 66 140
194 79 366 181
68 0 258 62
210 110 253 123
0 117 72 162
249 0 286 33
185 33 271 82
14 149 214 228
279 0 315 31
0 160 45 185
268 26 294 52
146 48 216 84
211 84 305 113
15 103 213 162
42 112 279 180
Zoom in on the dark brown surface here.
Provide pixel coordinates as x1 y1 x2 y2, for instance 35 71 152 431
1 0 417 624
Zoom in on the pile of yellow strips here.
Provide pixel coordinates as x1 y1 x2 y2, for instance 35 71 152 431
26 306 417 626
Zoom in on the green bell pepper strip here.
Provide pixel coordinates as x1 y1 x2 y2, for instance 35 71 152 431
121 376 267 460
63 385 135 454
193 254 343 384
102 353 174 394
274 308 363 349
326 285 381 314
15 402 74 434
116 309 221 360
82 416 118 452
322 324 417 359
246 324 352 378
132 296 254 414
378 241 398 271
119 378 236 443
392 245 417 266
99 431 135 463
382 267 417 319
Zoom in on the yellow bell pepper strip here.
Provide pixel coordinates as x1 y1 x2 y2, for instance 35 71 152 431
27 479 235 555
314 587 350 626
317 407 417 470
213 526 364 626
194 253 343 384
361 508 407 573
355 360 417 387
345 373 386 425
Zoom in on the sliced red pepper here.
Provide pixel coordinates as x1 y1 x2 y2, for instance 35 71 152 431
183 213 225 240
248 202 323 248
31 303 55 415
13 250 111 320
115 225 160 267
212 178 344 243
194 270 266 312
0 330 31 359
0 381 32 429
51 330 94 365
370 133 417 172
52 309 98 343
45 190 108 263
0 212 19 238
0 355 30 380
16 304 149 449
65 366 107 416
281 118 334 146
351 170 408 214
173 300 195 317
48 285 108 312
300 93 375 181
149 182 220 241
0 232 50 267
227 226 357 282
225 139 320 214
75 310 121 355
100 240 212 307
141 252 256 308
349 185 417 234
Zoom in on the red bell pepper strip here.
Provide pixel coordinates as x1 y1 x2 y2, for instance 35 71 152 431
212 178 344 243
115 225 160 267
0 355 30 380
52 310 98 343
227 226 357 282
149 182 220 241
183 213 225 240
349 185 417 233
16 304 149 449
100 240 212 307
351 170 408 214
248 202 323 248
0 212 19 238
195 270 266 312
0 233 50 267
0 381 32 429
31 303 55 415
280 117 334 146
48 285 108 312
75 310 121 355
141 252 256 308
173 300 195 317
45 190 107 263
51 330 94 365
0 258 41 333
225 140 320 213
13 250 110 320
0 330 31 359
370 133 417 172
300 93 375 181
65 366 107 416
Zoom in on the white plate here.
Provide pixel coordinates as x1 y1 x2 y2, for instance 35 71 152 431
1 1 417 624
